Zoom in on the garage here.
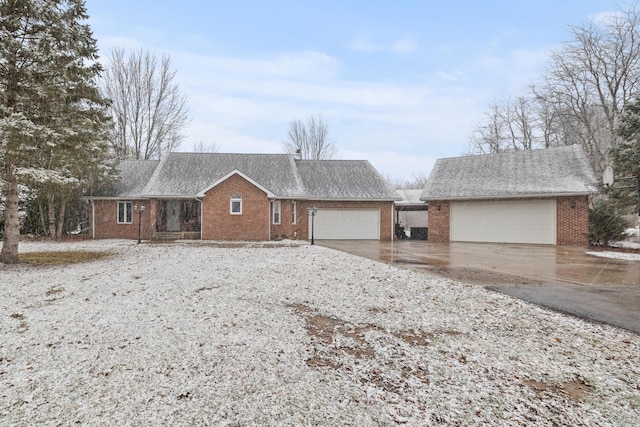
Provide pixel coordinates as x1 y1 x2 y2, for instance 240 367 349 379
450 199 556 244
311 209 380 240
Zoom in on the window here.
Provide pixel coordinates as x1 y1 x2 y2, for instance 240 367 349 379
230 194 242 215
118 201 132 224
273 200 281 224
292 201 297 224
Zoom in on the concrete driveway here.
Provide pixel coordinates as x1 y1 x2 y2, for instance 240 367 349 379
318 240 640 333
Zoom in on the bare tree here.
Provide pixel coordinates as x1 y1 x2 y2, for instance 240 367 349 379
390 172 430 190
468 4 640 175
193 141 219 153
102 47 190 160
468 100 508 154
282 115 337 159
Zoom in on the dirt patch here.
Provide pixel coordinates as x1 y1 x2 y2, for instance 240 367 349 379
289 304 452 394
290 304 381 359
524 378 594 403
46 286 65 296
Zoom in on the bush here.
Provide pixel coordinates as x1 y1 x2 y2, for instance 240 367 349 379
588 200 629 246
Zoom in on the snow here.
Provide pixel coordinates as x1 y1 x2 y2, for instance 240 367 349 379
587 251 640 261
2 239 639 426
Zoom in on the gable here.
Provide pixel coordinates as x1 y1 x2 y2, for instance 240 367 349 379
197 170 273 198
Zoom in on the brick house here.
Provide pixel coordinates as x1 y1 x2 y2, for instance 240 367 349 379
420 145 597 246
87 153 400 242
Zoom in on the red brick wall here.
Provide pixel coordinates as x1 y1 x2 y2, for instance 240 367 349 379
556 195 589 246
88 199 152 240
201 174 270 240
270 200 298 240
426 200 450 242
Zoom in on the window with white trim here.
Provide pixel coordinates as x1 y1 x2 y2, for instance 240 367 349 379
230 194 242 215
291 201 297 224
273 200 281 224
117 201 132 224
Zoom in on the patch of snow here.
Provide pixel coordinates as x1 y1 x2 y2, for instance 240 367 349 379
587 251 640 261
1 240 639 425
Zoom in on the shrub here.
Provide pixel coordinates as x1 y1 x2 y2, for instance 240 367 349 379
588 200 629 246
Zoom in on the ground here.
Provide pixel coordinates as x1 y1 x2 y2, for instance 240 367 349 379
1 240 639 426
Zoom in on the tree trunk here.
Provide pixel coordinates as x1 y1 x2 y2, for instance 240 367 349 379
38 200 47 236
1 165 20 264
48 193 56 239
56 200 66 240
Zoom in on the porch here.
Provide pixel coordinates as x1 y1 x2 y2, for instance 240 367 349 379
152 199 201 239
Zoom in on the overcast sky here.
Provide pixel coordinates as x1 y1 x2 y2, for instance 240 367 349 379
86 0 622 182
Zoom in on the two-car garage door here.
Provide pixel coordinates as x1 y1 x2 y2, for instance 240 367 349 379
450 199 556 245
310 209 380 240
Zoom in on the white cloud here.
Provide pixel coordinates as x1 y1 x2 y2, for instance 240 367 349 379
96 39 484 181
347 36 418 54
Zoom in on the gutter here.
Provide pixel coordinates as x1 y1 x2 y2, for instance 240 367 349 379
268 199 273 241
420 192 595 202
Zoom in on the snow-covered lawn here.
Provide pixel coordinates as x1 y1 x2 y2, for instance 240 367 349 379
1 240 639 426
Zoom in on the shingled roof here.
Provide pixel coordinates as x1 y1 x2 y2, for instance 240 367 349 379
421 145 597 201
113 160 160 198
106 153 399 201
295 160 401 200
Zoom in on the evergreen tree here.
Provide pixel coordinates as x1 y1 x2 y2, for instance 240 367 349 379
0 0 112 263
609 97 640 214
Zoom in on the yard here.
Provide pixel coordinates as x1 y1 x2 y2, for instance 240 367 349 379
1 240 639 426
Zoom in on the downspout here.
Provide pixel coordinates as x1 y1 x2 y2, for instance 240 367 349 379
268 199 272 241
90 199 95 239
196 197 203 240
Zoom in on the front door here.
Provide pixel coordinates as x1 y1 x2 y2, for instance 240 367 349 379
166 200 181 231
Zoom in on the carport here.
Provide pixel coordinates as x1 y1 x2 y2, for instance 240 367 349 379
395 189 428 240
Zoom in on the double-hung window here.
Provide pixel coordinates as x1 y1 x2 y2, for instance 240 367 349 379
230 194 242 215
117 201 132 224
273 200 281 224
291 201 297 224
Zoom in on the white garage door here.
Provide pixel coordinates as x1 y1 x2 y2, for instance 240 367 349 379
311 209 380 240
450 199 556 244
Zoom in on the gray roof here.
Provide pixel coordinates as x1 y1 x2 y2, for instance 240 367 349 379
295 160 401 200
106 153 399 201
114 160 160 197
140 153 306 198
421 145 597 201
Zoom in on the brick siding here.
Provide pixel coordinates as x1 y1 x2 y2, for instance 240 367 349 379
201 174 270 240
556 195 589 246
88 199 152 240
426 200 450 242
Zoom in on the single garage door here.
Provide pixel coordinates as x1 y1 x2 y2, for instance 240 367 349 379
450 199 556 244
311 209 380 240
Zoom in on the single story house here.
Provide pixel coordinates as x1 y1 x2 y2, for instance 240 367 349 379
87 153 401 242
420 145 597 246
